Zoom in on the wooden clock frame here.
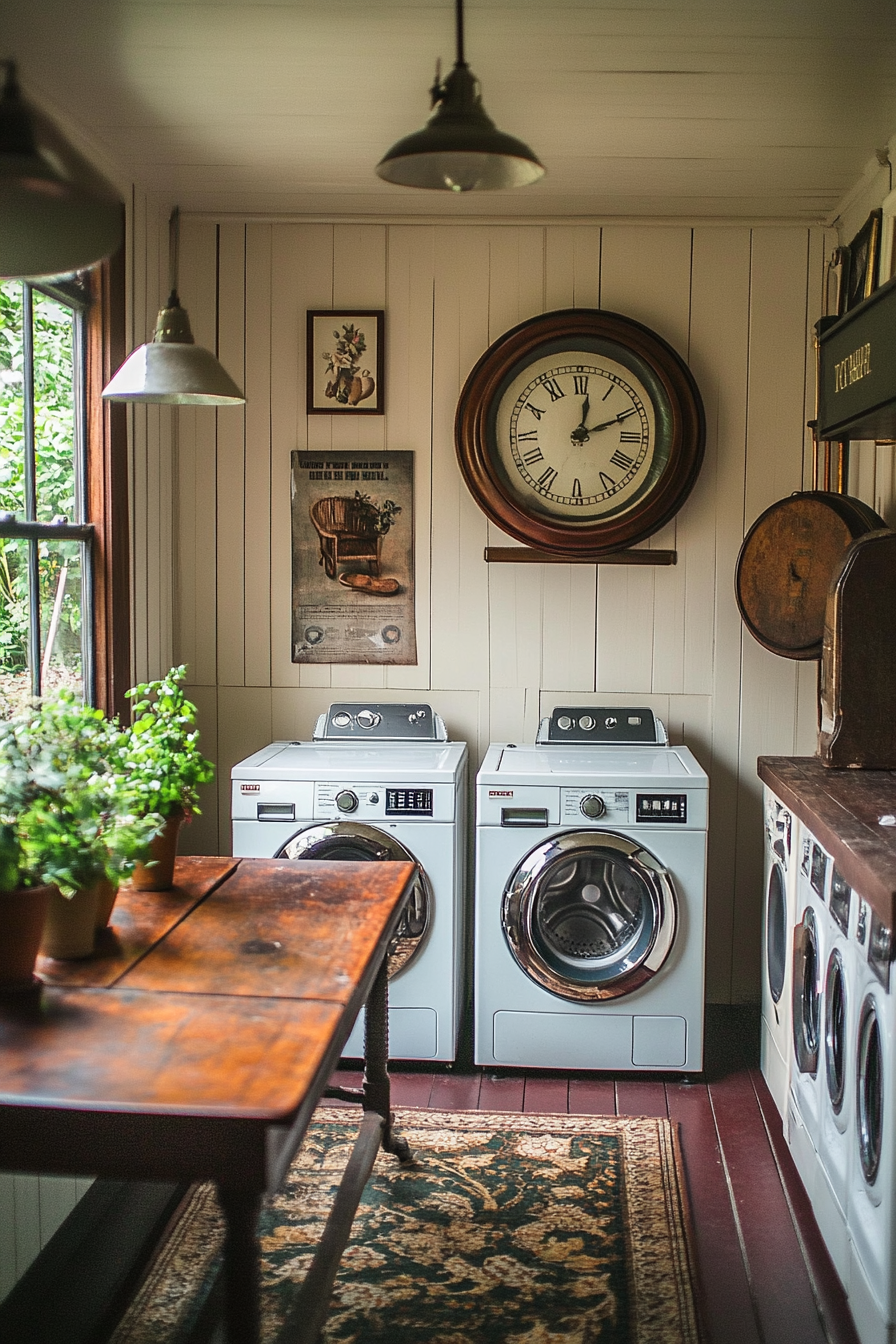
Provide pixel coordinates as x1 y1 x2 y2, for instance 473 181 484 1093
454 308 705 558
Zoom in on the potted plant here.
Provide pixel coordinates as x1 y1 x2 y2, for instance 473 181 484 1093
0 692 163 968
122 665 215 890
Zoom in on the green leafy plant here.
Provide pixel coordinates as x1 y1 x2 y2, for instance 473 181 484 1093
0 690 163 897
123 665 215 820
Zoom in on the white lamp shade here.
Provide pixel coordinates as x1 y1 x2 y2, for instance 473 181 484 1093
102 341 245 405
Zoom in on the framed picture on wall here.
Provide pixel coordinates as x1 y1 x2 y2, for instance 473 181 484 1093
843 209 883 312
306 310 385 414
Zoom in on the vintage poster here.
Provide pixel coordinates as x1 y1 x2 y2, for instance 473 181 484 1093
291 450 416 664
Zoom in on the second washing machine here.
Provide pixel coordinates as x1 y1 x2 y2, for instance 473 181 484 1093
761 785 797 1122
231 703 467 1062
474 707 708 1072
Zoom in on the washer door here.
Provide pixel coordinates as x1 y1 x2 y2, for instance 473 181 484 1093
276 823 430 975
501 830 677 1003
792 908 820 1075
856 994 884 1186
766 861 787 1006
824 947 847 1114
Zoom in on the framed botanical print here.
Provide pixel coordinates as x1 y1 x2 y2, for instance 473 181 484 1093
843 210 883 312
306 310 384 414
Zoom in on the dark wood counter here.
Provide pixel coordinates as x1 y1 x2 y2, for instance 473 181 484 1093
758 756 896 928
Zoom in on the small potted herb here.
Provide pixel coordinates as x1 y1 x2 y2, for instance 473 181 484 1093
122 665 215 890
0 692 163 967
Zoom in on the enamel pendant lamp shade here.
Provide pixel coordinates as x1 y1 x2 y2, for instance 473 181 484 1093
0 60 123 280
375 0 544 192
103 209 245 406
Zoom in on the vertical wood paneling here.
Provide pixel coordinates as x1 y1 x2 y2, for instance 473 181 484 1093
216 223 248 687
215 685 273 844
689 227 752 1001
174 218 219 686
181 683 220 855
384 226 435 691
243 224 273 688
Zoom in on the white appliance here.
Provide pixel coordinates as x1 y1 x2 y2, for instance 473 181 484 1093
814 862 855 1285
786 830 832 1217
473 707 709 1072
760 786 797 1122
847 891 896 1344
231 703 468 1062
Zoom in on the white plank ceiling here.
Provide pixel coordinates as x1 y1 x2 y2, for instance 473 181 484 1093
3 0 896 220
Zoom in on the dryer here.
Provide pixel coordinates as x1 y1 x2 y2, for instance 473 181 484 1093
231 703 467 1062
474 707 708 1072
787 829 832 1215
846 892 896 1344
760 786 797 1122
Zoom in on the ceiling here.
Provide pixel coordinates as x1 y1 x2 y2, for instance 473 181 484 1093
4 0 896 221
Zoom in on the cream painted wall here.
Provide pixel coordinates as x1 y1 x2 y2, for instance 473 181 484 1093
125 204 847 1007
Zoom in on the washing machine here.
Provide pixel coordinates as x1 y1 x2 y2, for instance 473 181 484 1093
473 706 709 1072
813 863 855 1286
786 829 832 1214
231 703 468 1062
846 891 896 1344
760 786 797 1122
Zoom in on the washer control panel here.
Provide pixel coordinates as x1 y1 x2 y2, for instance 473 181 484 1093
315 783 437 820
313 703 446 741
561 789 632 824
539 707 667 745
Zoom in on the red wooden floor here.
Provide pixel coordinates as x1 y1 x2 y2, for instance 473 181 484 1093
334 1040 860 1344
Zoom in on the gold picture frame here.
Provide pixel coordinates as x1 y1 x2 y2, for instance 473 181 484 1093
843 209 883 312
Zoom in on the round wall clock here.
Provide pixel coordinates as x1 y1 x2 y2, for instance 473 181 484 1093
454 308 705 556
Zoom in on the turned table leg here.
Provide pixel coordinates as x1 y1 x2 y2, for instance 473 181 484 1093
217 1186 263 1344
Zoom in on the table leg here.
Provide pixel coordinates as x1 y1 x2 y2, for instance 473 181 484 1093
362 952 413 1164
216 1186 263 1344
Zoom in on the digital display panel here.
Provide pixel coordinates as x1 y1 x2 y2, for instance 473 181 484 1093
386 788 433 816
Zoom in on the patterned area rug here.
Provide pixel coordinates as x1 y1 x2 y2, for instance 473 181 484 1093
111 1107 702 1344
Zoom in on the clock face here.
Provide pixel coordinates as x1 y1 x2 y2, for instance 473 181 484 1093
494 353 661 523
455 309 705 557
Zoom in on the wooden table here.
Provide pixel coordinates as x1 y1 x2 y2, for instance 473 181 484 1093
0 855 418 1344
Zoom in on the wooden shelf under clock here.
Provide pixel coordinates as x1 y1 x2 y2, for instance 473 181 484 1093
484 547 677 565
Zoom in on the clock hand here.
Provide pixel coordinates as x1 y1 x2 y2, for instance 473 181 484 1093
584 406 638 433
570 395 592 444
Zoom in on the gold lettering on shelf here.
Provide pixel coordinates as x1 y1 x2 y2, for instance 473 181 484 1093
833 343 872 392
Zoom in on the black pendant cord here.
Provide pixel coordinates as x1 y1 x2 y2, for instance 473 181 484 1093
455 0 466 65
167 207 180 306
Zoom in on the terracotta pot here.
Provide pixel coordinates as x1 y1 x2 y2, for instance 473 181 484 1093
93 876 119 931
130 810 184 892
0 884 54 990
40 882 101 960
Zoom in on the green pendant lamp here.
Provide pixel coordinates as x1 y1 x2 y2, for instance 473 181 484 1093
103 208 245 406
376 0 544 193
0 60 123 280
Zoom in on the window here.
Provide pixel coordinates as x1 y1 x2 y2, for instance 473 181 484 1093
0 256 130 719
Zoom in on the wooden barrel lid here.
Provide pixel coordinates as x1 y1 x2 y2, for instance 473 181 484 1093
735 491 885 660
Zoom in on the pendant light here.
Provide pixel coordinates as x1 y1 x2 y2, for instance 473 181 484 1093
0 60 123 280
103 208 245 405
375 0 544 193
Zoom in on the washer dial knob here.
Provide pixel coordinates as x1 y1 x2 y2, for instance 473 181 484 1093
332 711 352 728
580 794 606 819
578 714 596 731
556 715 573 731
335 789 359 813
356 709 381 730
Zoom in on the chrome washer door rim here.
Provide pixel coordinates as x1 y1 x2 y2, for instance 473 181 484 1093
276 822 431 975
501 830 677 1002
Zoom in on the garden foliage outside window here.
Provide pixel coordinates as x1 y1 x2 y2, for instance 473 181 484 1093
0 278 94 717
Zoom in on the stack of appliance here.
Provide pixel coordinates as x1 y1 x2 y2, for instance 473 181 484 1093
782 813 896 1344
230 703 468 1062
473 707 709 1072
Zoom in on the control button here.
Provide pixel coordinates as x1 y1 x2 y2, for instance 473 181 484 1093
332 712 351 728
580 794 606 819
335 790 359 813
603 715 618 728
556 715 573 731
356 710 381 730
578 715 595 731
368 792 380 804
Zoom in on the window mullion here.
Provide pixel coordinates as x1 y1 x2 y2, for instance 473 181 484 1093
22 283 36 521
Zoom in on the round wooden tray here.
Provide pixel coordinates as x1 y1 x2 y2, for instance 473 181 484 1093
735 490 885 659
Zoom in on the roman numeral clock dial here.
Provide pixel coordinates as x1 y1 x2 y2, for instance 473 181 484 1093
454 309 705 558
